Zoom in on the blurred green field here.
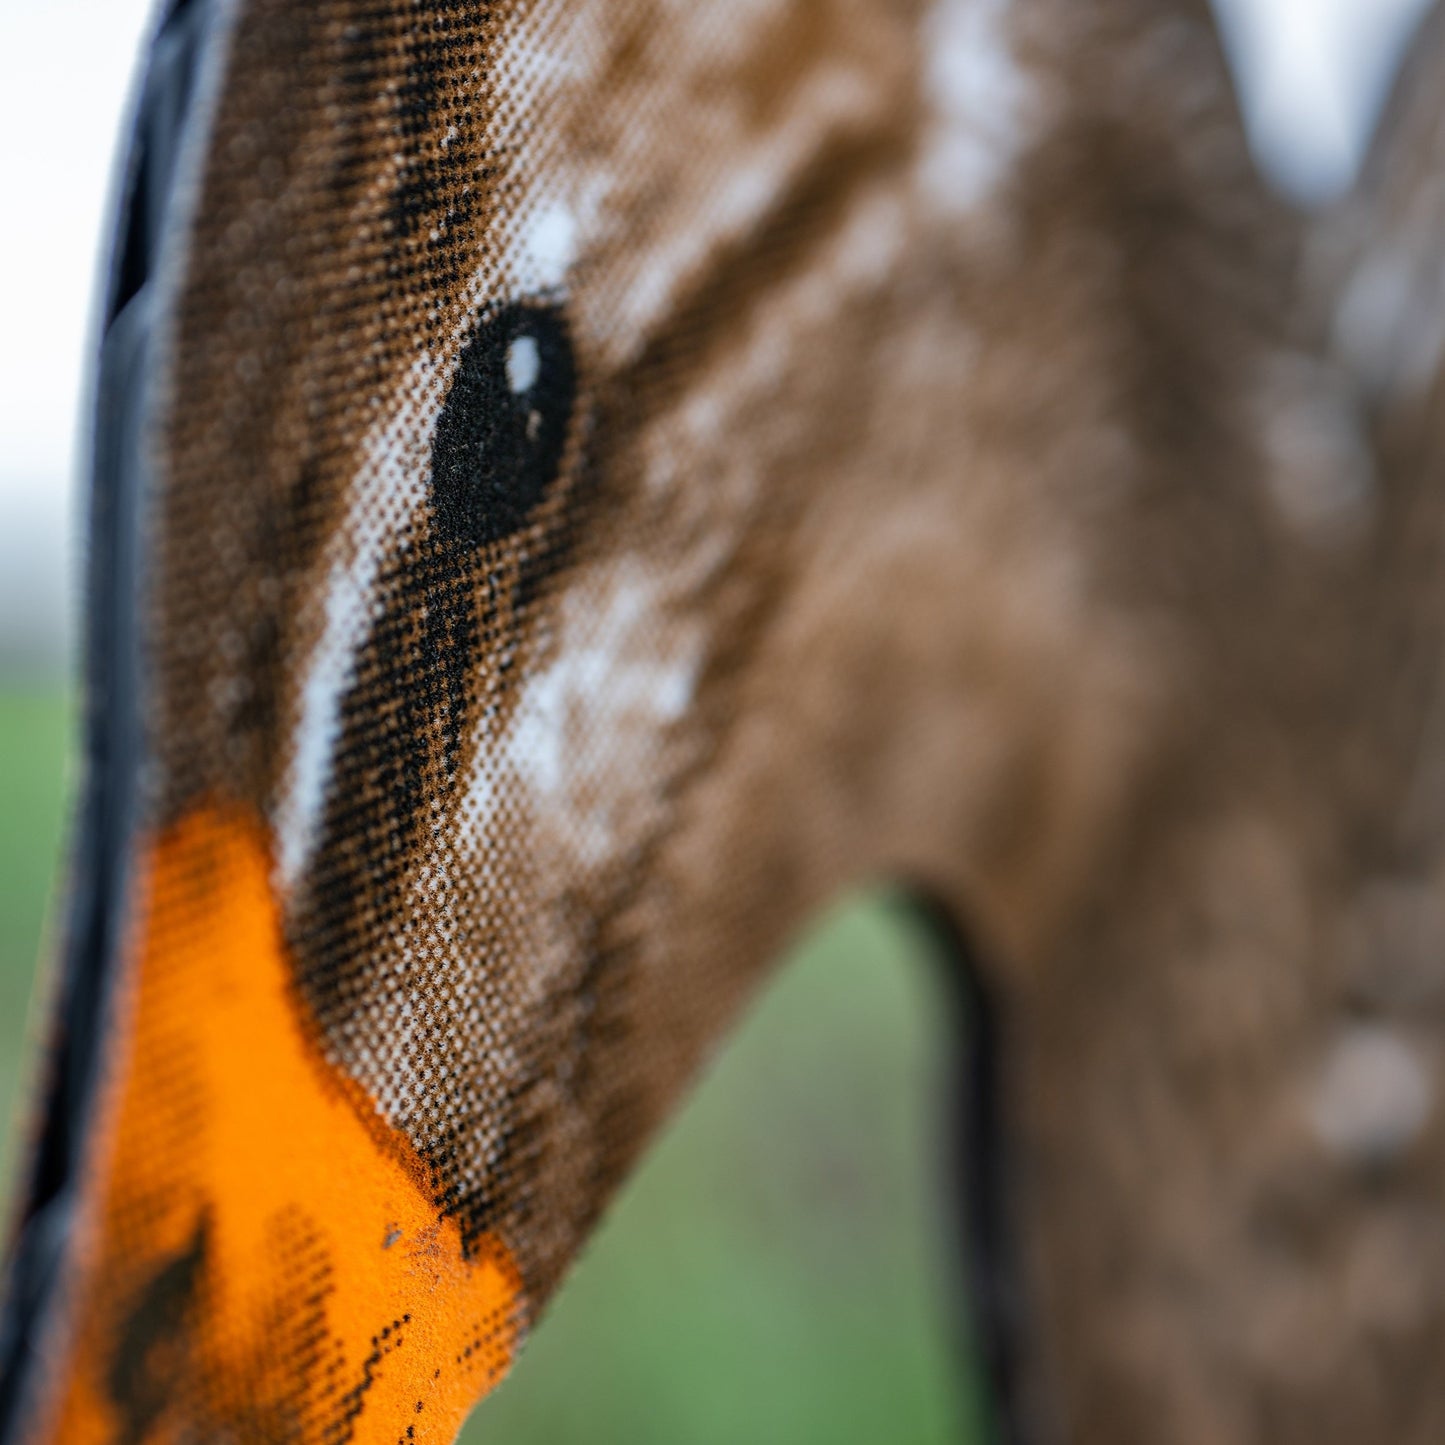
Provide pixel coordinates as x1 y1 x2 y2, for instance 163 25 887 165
0 690 984 1443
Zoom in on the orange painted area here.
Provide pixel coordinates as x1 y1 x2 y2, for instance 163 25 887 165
43 807 523 1445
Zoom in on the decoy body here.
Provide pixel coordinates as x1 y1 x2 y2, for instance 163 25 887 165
4 0 1445 1442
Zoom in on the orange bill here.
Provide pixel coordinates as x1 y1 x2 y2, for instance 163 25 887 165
42 808 523 1444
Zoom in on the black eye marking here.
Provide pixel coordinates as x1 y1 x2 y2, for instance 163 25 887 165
429 301 577 547
295 300 578 1025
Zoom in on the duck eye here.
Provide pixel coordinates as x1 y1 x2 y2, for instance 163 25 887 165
429 301 576 546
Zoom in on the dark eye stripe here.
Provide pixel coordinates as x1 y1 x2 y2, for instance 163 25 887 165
294 299 578 1043
429 301 577 547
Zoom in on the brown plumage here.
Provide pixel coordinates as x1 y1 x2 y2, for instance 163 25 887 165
7 1 1445 1442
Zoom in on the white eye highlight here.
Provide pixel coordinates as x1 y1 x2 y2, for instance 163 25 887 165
507 334 541 394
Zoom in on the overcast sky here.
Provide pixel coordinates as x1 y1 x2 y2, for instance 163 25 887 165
0 0 1435 665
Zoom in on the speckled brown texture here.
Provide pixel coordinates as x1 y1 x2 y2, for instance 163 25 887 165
15 0 1445 1441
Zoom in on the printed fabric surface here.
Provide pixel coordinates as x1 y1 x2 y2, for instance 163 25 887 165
8 0 1445 1443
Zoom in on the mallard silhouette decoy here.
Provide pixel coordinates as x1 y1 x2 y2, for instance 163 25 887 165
5 2 1445 1443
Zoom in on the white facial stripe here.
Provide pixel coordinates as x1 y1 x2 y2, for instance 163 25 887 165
273 354 439 892
917 0 1038 217
458 559 703 875
599 60 886 371
272 9 599 895
518 200 579 293
274 250 532 893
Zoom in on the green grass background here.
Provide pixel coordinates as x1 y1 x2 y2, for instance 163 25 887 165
0 689 984 1443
